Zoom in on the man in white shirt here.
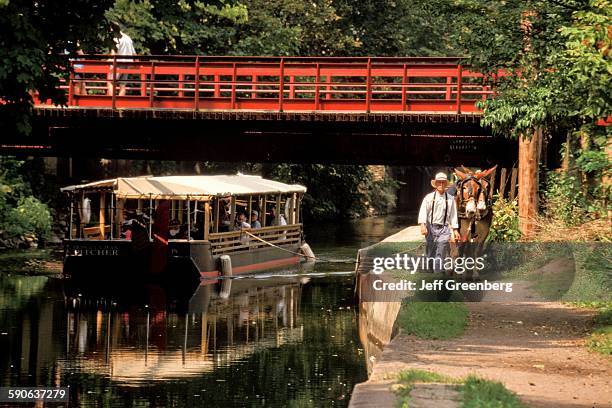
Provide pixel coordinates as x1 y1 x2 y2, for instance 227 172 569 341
418 172 460 272
108 23 136 96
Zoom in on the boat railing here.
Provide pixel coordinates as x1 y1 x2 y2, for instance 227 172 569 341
209 224 301 255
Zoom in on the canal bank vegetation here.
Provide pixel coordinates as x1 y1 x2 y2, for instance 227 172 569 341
0 158 52 249
585 303 612 355
397 301 468 340
394 369 527 408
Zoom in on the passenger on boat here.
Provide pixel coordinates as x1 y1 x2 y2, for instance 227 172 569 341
170 219 190 239
250 210 262 229
121 220 133 240
267 206 287 227
233 212 251 231
219 198 232 232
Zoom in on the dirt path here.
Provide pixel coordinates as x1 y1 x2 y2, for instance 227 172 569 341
364 301 611 407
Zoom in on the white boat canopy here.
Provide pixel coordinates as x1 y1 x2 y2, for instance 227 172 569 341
61 175 307 199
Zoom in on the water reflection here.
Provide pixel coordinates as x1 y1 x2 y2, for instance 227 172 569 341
62 278 307 386
0 216 413 407
1 272 366 407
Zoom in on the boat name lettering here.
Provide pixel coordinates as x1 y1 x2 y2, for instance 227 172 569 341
72 245 120 256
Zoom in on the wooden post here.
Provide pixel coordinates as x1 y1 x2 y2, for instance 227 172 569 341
115 198 124 238
489 167 497 198
109 194 114 240
510 167 518 201
499 168 508 198
295 194 301 224
518 129 541 237
187 198 191 240
148 195 153 241
247 195 252 222
275 195 282 226
204 201 211 240
214 198 220 233
69 195 74 240
261 195 267 227
99 193 106 239
290 193 297 224
230 196 236 227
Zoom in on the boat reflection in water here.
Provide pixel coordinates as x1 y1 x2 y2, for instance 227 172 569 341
62 273 309 386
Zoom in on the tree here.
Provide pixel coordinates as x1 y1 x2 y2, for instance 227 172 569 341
0 0 114 135
436 0 611 224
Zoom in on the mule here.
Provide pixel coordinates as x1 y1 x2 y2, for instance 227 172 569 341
453 165 497 280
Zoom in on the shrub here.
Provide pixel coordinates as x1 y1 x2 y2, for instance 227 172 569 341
487 197 521 242
543 171 589 225
363 176 400 215
0 158 53 247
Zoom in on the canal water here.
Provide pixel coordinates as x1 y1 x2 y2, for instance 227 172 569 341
0 216 411 407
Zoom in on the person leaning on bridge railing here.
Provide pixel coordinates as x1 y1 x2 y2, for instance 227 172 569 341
107 22 136 97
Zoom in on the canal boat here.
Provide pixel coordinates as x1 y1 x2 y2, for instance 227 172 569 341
61 174 314 280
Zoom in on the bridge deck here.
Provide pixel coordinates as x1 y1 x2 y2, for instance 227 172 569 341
36 56 492 115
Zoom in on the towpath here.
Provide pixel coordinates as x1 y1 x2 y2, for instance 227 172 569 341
349 226 611 408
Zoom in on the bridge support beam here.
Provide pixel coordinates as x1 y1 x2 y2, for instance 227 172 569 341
518 128 542 238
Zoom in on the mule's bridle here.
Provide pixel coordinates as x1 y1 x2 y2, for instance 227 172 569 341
456 175 491 220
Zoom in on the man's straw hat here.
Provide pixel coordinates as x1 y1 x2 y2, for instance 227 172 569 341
431 172 449 188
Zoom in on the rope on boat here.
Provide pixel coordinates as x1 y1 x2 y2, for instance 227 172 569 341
242 230 319 261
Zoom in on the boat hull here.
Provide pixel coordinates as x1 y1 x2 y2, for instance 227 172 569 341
63 238 304 282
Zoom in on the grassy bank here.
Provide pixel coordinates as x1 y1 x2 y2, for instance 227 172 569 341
570 302 612 356
395 369 527 408
397 301 469 340
0 249 62 275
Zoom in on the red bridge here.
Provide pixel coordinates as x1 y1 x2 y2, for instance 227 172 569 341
17 56 515 165
42 55 492 113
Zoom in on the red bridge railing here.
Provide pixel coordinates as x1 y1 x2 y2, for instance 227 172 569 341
38 55 494 114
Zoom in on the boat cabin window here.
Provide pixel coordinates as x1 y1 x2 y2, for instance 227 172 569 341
210 193 300 234
69 190 302 243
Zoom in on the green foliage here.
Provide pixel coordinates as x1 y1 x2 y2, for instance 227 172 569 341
462 375 527 408
544 171 589 225
397 301 469 340
574 302 612 355
4 197 52 239
454 0 611 137
105 0 248 54
270 163 373 220
395 370 526 408
487 197 521 242
364 176 400 215
397 369 455 384
0 0 114 134
0 158 52 246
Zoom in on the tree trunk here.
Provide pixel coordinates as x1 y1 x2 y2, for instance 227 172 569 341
518 128 541 237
